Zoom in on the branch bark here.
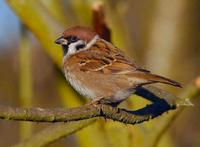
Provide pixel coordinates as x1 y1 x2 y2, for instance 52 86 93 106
0 99 175 125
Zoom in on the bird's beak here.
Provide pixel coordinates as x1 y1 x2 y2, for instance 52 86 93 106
55 36 68 45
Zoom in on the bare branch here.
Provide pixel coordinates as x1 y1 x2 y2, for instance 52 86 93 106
0 84 193 125
10 83 198 147
0 99 175 125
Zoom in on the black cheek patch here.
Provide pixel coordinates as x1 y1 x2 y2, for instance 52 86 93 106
76 44 86 51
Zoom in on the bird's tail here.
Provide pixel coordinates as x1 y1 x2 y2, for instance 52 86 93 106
130 72 182 88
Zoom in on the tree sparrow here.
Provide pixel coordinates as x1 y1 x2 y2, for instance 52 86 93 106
55 26 181 106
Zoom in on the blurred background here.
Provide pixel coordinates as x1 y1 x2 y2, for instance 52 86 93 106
0 0 200 147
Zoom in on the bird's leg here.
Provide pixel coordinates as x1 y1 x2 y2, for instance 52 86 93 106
87 99 100 107
87 97 106 117
87 97 104 110
87 98 122 122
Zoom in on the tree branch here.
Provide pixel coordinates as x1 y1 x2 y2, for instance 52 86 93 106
10 83 197 147
0 84 193 125
0 99 175 125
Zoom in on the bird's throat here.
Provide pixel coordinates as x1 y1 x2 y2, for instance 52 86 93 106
62 44 69 56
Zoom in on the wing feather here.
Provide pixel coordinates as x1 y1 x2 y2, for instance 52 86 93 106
72 39 181 87
78 39 147 74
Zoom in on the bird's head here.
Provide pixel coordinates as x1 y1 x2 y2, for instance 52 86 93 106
55 26 99 57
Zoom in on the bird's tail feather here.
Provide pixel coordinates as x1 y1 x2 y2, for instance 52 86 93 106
131 72 182 88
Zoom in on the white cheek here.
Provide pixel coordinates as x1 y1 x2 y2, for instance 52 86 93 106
63 35 99 59
67 40 85 56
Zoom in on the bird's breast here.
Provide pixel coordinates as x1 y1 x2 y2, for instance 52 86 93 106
64 70 97 99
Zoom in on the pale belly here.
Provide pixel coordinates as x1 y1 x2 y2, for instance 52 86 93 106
64 70 135 103
65 72 97 99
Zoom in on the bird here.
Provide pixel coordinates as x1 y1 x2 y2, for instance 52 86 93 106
55 26 181 106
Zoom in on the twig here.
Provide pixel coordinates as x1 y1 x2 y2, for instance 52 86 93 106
0 99 174 124
0 84 192 125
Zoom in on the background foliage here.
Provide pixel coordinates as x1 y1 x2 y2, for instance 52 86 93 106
0 0 200 147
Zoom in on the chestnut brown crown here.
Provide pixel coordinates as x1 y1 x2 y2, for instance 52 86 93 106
63 26 97 43
55 26 98 44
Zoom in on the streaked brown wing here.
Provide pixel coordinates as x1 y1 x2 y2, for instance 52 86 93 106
67 39 181 89
77 39 149 74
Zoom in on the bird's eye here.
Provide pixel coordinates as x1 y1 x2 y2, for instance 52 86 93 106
70 36 78 42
